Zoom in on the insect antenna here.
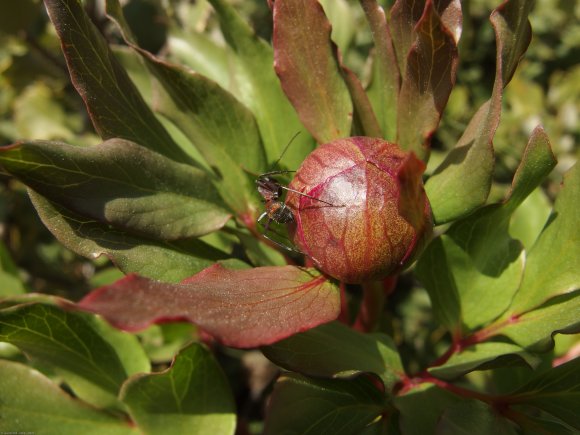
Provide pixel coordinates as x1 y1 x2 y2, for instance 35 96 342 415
268 131 301 172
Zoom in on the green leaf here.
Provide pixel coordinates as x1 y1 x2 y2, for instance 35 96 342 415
428 342 540 381
507 163 579 314
498 291 580 352
29 191 225 282
509 188 552 251
12 81 79 142
507 357 580 430
0 139 230 240
43 0 190 163
436 400 519 435
273 0 353 143
207 0 315 169
396 1 459 160
0 360 136 435
394 383 461 434
106 0 265 216
417 127 556 333
425 0 533 223
0 240 27 295
262 321 404 390
264 373 386 435
121 343 236 435
0 301 150 409
319 0 357 55
139 66 260 215
361 0 400 140
166 29 232 97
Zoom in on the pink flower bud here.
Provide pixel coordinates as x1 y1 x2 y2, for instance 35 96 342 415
286 137 432 283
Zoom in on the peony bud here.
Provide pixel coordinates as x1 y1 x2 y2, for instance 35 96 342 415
286 137 432 284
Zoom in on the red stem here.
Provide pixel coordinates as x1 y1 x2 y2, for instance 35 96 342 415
353 276 397 332
337 281 350 324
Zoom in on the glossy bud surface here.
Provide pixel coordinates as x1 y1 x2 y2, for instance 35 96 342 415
286 137 432 283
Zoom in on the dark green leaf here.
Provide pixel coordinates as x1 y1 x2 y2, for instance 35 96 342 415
0 360 136 435
428 342 540 381
0 302 150 409
507 357 580 430
394 383 461 434
121 343 236 435
0 139 230 240
264 373 386 435
273 0 353 143
207 0 315 169
44 0 190 163
29 191 225 282
507 163 579 314
396 1 459 160
436 400 519 435
425 0 533 223
262 321 404 390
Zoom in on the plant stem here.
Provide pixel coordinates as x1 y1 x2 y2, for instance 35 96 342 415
353 276 397 332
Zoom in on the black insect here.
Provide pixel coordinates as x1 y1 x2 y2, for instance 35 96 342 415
256 134 333 253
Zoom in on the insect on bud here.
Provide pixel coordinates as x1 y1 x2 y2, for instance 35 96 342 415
286 137 432 284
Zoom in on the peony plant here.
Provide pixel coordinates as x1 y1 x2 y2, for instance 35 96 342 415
0 0 578 433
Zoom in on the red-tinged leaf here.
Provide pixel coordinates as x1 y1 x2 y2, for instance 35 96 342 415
426 0 533 223
389 0 461 76
389 0 426 76
342 66 382 138
78 265 340 348
360 0 400 139
273 0 353 143
43 0 190 163
396 0 459 160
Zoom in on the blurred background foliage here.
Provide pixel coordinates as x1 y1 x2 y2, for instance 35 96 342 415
0 0 578 386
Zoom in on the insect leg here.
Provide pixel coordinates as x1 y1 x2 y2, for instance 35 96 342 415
280 186 341 206
260 217 303 254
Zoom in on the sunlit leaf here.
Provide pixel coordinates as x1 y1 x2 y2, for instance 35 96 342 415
417 127 555 333
361 0 400 140
273 0 353 143
0 360 136 435
425 0 533 223
263 321 404 389
0 139 230 240
396 0 459 160
428 342 540 381
207 0 315 169
121 343 236 435
507 163 579 314
0 301 150 408
44 0 190 163
29 192 225 282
